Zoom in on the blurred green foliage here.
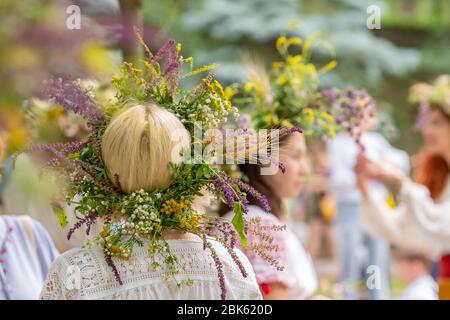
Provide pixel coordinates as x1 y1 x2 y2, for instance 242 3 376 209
141 0 449 152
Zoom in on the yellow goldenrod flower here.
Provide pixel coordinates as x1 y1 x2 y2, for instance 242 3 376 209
287 37 302 47
287 55 302 65
244 82 254 92
276 36 287 54
224 86 236 100
276 76 288 85
319 60 337 74
303 108 315 122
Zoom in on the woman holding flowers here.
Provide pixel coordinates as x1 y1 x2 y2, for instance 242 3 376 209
355 75 450 299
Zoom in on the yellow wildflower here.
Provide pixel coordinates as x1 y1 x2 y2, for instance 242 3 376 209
303 108 315 122
319 60 337 74
287 37 302 47
224 86 236 100
276 76 288 85
276 36 287 54
244 82 254 92
100 226 109 238
287 55 302 65
213 80 225 97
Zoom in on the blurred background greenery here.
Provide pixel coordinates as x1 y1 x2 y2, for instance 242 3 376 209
1 0 450 153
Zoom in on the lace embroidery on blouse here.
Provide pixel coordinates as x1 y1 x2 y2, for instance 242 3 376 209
40 239 260 300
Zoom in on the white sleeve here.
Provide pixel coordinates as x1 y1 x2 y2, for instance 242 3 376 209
361 193 405 246
326 139 357 193
384 146 410 174
400 180 450 240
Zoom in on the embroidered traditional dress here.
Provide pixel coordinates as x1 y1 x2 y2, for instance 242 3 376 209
40 237 262 300
0 215 59 299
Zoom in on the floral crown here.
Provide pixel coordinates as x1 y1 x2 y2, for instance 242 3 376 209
27 32 287 299
409 75 450 117
230 33 338 136
231 33 374 143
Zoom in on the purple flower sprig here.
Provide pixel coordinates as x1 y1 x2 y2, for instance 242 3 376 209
212 174 249 213
67 211 98 240
146 39 181 96
42 78 103 125
27 141 87 157
202 234 226 300
231 177 271 213
104 253 123 285
213 220 248 278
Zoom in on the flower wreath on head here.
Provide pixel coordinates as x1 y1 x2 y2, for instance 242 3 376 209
25 31 289 300
409 75 450 130
230 32 375 145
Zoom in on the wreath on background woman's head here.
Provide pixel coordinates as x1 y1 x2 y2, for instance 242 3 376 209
409 75 450 130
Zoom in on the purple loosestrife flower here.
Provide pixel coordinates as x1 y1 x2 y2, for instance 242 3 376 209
67 211 98 240
213 176 235 209
232 178 271 213
28 142 98 179
27 141 87 155
150 39 177 65
202 234 226 300
105 254 123 285
42 78 103 125
164 61 181 94
217 221 247 277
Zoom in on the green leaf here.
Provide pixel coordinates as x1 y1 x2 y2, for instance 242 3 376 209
232 202 247 248
52 204 68 229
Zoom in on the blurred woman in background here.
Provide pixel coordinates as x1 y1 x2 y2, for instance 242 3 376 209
0 123 59 300
355 76 450 299
223 129 318 299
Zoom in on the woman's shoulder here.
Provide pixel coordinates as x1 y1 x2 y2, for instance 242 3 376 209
48 245 103 274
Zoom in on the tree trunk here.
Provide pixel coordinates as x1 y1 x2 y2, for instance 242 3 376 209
119 0 144 65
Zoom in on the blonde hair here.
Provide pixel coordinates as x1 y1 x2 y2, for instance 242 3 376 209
101 102 190 193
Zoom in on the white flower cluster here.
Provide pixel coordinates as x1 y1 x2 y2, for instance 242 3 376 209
122 189 161 235
188 94 239 128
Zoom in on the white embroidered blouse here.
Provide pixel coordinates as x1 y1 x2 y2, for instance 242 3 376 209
39 238 262 300
361 177 450 259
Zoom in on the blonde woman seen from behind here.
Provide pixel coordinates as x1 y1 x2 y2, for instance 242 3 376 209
40 103 261 300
